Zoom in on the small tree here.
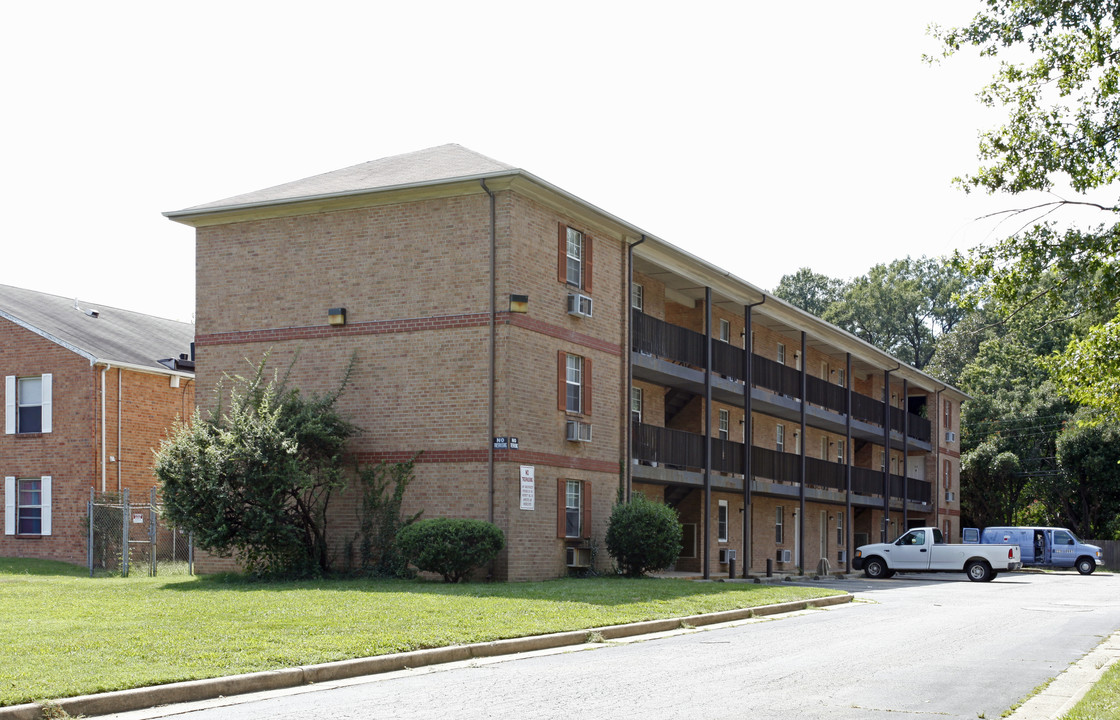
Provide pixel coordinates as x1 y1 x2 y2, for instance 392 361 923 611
396 518 504 583
155 358 357 577
605 494 683 577
354 456 423 578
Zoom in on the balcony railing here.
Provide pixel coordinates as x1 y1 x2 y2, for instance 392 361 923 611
632 309 931 444
632 422 932 505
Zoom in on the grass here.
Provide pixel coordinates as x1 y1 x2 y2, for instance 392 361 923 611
0 557 842 706
1060 656 1120 720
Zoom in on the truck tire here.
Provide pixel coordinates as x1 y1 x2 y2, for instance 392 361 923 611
1076 557 1096 575
864 557 890 579
966 560 992 582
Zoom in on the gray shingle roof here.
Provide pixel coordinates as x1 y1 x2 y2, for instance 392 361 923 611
174 144 518 214
0 284 194 373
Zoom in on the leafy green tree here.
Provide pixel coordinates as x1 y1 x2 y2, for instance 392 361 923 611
605 493 683 577
155 359 357 577
823 256 969 370
1052 411 1120 538
960 439 1022 530
934 1 1120 416
772 268 845 318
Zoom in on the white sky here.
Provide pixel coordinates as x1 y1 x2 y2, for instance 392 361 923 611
1 1 1088 324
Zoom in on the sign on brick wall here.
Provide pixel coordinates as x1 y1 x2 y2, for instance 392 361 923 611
520 466 534 510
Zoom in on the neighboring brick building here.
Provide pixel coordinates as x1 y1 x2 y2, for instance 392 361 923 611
0 284 195 564
167 144 966 581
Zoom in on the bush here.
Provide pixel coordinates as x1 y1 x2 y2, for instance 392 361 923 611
605 494 683 577
396 518 505 583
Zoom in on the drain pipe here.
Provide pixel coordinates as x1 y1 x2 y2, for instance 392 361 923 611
100 364 110 493
481 180 496 526
742 297 764 577
625 235 646 502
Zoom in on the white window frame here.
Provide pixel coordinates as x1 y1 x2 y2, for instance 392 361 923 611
631 386 642 424
5 475 51 536
837 512 844 546
6 374 52 434
837 368 846 388
777 343 786 365
718 500 729 542
566 355 583 414
631 283 643 311
565 480 582 538
820 436 828 460
719 318 730 343
776 424 785 453
718 409 729 440
837 440 845 464
566 227 584 288
775 506 784 544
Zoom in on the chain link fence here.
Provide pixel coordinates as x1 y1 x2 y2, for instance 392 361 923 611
88 487 193 577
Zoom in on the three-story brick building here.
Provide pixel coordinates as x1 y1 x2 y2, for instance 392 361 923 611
167 144 965 581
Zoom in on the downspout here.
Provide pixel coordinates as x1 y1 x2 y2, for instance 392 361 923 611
798 331 807 574
845 352 853 573
934 384 945 534
742 297 764 578
902 378 909 530
625 235 646 503
100 364 110 493
481 180 496 526
882 364 900 541
117 368 122 493
703 286 713 580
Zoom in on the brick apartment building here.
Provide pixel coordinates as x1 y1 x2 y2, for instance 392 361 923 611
167 144 965 581
1 284 195 564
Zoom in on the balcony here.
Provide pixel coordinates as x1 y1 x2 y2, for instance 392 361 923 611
632 309 932 444
632 422 932 506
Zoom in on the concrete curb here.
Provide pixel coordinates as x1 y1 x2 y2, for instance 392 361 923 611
1 594 851 719
1005 628 1120 719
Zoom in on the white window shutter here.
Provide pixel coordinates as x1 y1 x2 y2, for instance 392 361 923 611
40 476 51 536
4 477 14 535
4 376 14 434
40 374 52 433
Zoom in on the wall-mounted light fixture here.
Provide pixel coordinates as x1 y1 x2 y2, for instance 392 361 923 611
328 307 347 326
509 294 529 313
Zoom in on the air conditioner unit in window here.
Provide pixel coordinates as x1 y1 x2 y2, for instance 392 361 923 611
565 546 591 568
565 420 592 442
776 549 792 563
945 431 957 442
567 293 593 318
945 491 956 503
718 548 737 564
837 550 847 564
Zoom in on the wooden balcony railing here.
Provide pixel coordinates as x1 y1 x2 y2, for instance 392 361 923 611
632 422 931 505
631 310 932 444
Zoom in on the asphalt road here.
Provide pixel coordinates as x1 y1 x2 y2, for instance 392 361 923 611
109 571 1120 720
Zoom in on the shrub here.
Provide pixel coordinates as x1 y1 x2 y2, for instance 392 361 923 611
605 494 683 577
396 518 505 583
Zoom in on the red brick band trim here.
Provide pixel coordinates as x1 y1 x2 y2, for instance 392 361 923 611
197 312 623 357
941 448 961 459
351 449 618 474
197 313 493 346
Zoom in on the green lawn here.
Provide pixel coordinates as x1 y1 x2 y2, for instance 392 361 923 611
0 558 842 706
1060 658 1120 720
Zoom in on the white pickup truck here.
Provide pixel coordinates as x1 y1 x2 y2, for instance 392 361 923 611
853 527 1022 582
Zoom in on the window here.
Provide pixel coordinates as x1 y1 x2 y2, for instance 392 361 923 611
558 352 591 415
558 225 592 291
775 424 785 453
557 479 591 539
943 520 952 542
820 437 828 460
4 476 51 536
5 374 52 435
943 399 952 428
750 331 755 351
775 506 784 544
631 283 643 311
837 368 846 388
837 440 845 464
719 319 730 343
630 387 642 423
777 343 786 365
718 500 728 542
837 513 844 546
718 409 729 440
943 460 951 490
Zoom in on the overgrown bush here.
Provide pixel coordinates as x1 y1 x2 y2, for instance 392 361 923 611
605 493 683 577
396 518 504 583
352 456 422 578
